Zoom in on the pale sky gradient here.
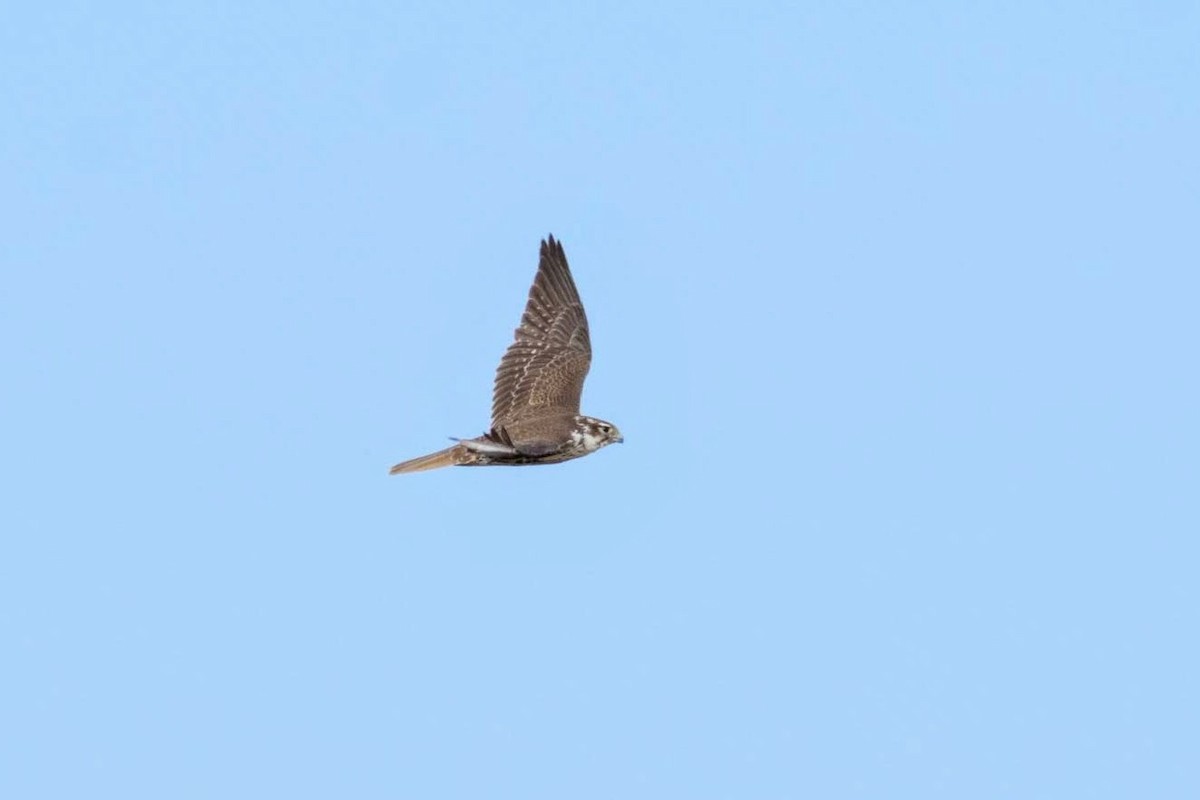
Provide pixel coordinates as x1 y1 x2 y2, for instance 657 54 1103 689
3 2 1198 798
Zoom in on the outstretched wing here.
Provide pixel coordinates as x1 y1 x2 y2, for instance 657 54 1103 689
491 236 592 429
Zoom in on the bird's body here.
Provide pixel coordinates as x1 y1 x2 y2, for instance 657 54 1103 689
389 236 622 475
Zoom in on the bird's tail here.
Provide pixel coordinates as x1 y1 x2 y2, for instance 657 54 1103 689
388 444 468 475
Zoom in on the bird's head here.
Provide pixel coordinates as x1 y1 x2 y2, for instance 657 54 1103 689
575 416 624 451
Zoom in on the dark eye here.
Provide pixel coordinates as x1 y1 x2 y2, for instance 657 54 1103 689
599 424 611 434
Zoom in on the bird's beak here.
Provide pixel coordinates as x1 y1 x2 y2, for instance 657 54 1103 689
614 433 624 444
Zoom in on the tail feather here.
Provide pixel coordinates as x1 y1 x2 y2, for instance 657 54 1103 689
388 445 465 475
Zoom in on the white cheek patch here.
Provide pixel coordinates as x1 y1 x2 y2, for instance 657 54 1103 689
579 430 605 451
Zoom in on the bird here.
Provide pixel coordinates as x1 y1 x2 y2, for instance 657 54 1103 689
389 235 623 474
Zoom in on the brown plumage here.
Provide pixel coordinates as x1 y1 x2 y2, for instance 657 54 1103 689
389 235 622 475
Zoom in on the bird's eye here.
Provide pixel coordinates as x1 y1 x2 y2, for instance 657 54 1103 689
599 424 611 433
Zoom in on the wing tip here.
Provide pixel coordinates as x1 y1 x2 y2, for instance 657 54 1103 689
540 233 563 259
536 234 575 299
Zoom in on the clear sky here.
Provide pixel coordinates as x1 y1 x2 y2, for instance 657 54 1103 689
3 2 1198 798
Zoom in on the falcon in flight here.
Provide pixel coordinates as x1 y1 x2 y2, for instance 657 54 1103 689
389 235 623 474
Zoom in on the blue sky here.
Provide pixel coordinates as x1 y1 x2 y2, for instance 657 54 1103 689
3 2 1198 797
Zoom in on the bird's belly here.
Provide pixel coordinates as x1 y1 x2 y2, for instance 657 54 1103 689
468 447 586 467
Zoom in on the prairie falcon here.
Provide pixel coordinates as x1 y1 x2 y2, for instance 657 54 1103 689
389 236 622 474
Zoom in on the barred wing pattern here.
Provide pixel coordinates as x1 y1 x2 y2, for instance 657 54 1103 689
491 236 592 429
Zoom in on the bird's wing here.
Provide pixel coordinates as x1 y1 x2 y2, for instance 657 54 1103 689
491 236 592 429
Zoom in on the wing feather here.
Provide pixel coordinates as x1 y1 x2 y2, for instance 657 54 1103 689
491 236 592 428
